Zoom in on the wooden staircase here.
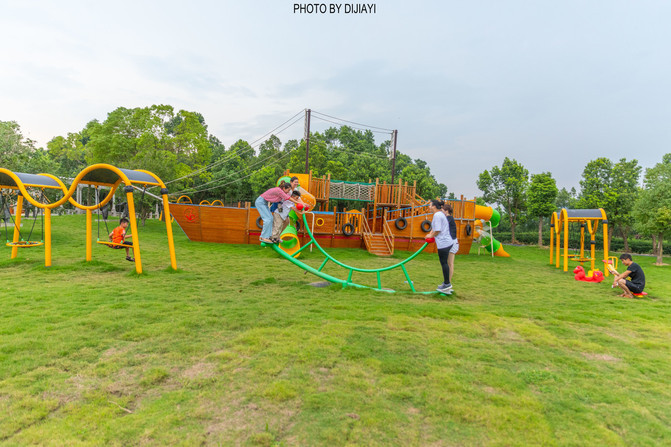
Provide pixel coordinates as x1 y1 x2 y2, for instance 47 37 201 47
364 233 393 256
362 218 394 257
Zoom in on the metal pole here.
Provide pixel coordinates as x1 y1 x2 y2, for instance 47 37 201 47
304 108 311 174
390 130 398 184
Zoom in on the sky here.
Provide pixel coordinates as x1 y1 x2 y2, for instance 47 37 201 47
1 0 670 198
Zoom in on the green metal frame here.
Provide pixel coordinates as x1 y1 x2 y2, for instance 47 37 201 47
265 214 437 294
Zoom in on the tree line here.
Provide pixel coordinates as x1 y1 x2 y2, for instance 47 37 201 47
0 105 447 206
2 105 668 262
477 156 671 264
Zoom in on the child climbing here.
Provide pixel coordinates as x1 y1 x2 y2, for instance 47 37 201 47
255 181 301 244
109 217 134 261
271 190 303 243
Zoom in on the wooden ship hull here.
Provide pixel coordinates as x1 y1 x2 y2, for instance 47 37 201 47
168 172 507 257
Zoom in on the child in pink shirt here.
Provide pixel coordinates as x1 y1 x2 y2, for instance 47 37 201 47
255 181 301 243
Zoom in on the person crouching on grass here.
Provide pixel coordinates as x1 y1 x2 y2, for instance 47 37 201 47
426 199 454 294
109 217 134 261
613 253 646 298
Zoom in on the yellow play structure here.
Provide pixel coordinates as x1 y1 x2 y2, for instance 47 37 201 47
0 164 177 274
550 208 610 277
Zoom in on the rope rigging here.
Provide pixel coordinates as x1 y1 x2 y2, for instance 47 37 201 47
163 110 304 186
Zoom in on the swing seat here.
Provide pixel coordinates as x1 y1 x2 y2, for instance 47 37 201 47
5 240 44 248
97 240 133 249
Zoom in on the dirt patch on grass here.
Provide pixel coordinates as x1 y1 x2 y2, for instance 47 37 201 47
496 330 524 342
181 362 217 380
205 399 298 443
582 353 621 362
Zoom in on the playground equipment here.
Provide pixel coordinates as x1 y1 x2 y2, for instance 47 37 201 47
573 265 604 283
473 205 510 257
169 170 510 260
0 172 62 260
550 208 609 277
265 213 434 293
0 164 177 274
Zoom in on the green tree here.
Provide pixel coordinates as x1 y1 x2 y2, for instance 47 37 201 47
0 121 36 172
555 187 578 209
46 126 92 177
477 158 529 243
632 154 671 264
527 172 558 246
86 105 210 186
610 158 642 252
578 158 617 244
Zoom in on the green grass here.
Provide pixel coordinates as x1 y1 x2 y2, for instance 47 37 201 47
1 214 670 446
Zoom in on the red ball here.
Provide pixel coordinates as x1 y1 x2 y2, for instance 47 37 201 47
425 237 435 243
295 203 304 210
304 205 310 211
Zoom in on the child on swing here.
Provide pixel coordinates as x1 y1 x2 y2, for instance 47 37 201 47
109 217 134 261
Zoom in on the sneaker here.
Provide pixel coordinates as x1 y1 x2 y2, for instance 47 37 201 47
126 256 135 262
437 283 453 291
260 238 274 244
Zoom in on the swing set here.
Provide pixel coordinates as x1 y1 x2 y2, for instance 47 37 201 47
0 172 61 260
0 164 177 274
550 208 611 277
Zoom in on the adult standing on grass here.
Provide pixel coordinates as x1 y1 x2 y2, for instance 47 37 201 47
426 199 454 294
613 253 646 298
255 181 300 244
443 203 459 284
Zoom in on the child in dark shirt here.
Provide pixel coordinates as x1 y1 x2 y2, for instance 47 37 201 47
613 253 646 298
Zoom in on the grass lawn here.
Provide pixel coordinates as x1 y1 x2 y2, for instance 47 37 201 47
1 214 670 446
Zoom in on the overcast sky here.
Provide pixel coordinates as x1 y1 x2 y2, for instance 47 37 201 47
1 1 669 197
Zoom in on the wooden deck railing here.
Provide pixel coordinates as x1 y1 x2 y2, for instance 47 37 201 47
309 177 328 200
382 220 394 256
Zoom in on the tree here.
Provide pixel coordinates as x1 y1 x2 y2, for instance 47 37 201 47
0 121 36 172
477 158 529 243
527 172 558 246
578 157 618 246
610 158 642 252
632 154 671 265
555 187 578 209
46 126 91 177
578 157 641 249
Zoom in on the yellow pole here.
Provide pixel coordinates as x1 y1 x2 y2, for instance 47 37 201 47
125 187 142 274
549 214 555 265
603 219 610 277
44 208 52 267
579 222 585 264
11 195 24 259
563 218 568 272
86 209 92 261
590 233 596 272
161 194 178 270
556 221 561 268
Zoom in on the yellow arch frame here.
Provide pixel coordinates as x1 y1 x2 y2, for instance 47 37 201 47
549 208 609 277
0 164 177 274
